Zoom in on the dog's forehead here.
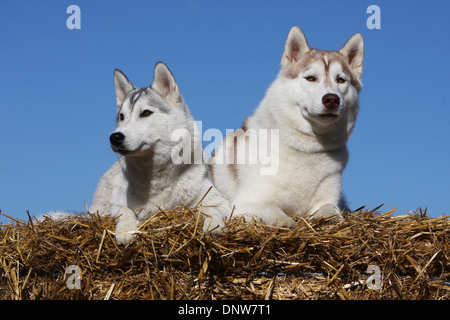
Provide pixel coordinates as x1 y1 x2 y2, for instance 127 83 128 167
122 88 170 113
284 50 350 77
328 60 346 73
303 60 327 74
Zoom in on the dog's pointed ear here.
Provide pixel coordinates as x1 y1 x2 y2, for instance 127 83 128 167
339 33 364 78
281 26 310 68
114 69 135 107
151 62 180 105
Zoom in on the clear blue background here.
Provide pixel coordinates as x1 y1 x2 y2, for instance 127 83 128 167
1 0 449 222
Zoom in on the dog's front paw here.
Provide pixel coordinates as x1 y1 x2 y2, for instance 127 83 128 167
234 204 296 228
255 206 296 228
311 203 342 222
203 215 226 236
115 208 139 245
265 213 296 228
202 207 227 236
115 229 137 246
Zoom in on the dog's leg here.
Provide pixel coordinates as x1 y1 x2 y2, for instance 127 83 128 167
308 173 343 222
195 185 229 236
115 206 139 245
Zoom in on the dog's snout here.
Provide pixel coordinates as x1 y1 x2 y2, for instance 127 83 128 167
110 132 125 147
322 94 340 110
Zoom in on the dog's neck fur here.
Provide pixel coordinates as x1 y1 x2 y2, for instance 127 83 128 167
118 148 175 198
294 112 356 152
292 126 349 153
250 99 355 154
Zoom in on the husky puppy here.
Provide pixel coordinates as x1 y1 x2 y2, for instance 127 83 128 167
211 26 364 227
91 62 230 245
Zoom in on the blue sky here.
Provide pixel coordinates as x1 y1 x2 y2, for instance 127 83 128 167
1 0 449 222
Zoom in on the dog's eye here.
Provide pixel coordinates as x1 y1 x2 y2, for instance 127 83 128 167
337 76 346 84
141 109 153 117
119 113 124 121
304 76 316 82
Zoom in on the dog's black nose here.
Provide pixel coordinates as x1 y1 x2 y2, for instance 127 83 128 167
322 94 340 110
110 132 125 147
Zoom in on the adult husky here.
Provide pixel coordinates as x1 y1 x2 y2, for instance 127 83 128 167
91 62 230 245
211 26 364 227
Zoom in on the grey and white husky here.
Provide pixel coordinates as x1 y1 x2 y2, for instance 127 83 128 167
211 26 364 228
91 62 230 245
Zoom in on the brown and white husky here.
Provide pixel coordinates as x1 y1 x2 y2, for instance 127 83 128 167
211 26 364 227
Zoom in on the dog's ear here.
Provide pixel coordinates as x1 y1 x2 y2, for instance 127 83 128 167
114 69 135 107
151 62 180 105
339 33 364 78
281 26 310 67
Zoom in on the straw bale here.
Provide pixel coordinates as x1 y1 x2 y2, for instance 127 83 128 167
0 206 448 300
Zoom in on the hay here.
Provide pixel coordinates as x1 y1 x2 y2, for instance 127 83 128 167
0 205 448 300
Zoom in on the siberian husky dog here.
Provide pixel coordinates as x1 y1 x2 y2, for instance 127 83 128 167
211 26 364 228
91 62 230 245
